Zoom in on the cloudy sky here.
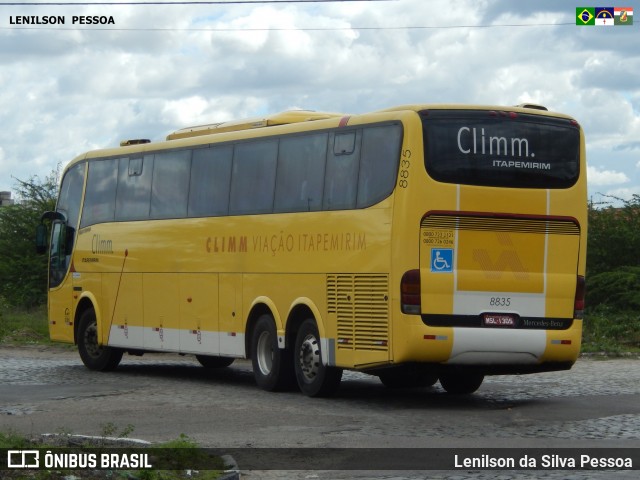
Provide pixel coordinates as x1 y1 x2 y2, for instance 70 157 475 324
1 0 638 204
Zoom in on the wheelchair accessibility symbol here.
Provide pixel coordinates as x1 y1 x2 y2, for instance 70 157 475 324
431 248 453 273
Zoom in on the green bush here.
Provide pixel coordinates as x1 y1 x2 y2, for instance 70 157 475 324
0 304 49 344
0 172 58 309
583 308 640 353
586 266 640 311
588 195 640 276
584 195 640 352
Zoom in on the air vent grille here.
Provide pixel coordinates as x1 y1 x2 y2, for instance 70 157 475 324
327 274 389 351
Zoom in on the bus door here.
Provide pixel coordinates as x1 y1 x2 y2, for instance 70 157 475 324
46 163 86 343
46 218 76 342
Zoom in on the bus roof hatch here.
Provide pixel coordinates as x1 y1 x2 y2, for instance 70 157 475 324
120 139 151 146
515 103 548 111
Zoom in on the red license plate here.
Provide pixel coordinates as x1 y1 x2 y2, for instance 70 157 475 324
483 314 516 327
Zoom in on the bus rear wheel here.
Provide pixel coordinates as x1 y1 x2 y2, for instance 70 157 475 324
250 314 295 391
438 372 484 394
294 318 342 397
77 308 123 371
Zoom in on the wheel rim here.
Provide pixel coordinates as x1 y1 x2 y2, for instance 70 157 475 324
256 330 273 376
298 334 320 382
83 321 103 359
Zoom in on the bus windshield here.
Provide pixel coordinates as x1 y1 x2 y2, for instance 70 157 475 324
422 109 580 189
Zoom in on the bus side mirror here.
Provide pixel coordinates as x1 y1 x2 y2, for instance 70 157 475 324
36 211 65 254
35 223 48 254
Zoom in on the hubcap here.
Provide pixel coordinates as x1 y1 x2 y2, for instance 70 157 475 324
84 321 102 359
299 334 320 382
256 330 273 376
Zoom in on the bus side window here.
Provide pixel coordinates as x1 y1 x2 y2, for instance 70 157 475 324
49 222 66 287
357 124 403 208
188 145 233 217
150 150 191 219
115 155 154 221
323 130 361 210
229 139 278 216
275 133 327 213
57 162 85 232
334 131 356 156
50 162 85 288
81 158 118 228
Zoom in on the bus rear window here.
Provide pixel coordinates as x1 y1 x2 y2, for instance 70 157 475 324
422 110 580 189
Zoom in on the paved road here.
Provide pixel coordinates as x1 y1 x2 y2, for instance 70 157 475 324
1 345 639 479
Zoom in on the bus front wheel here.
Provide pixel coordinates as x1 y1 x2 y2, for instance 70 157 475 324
250 314 295 391
294 318 342 397
77 308 123 371
438 372 484 394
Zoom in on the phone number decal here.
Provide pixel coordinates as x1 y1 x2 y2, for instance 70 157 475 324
422 230 455 247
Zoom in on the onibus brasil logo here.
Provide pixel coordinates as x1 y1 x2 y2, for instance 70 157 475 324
7 450 152 470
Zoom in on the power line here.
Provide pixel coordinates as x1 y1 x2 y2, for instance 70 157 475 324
2 0 392 5
0 22 577 32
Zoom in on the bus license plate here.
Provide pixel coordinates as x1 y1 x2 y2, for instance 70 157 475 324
483 314 516 327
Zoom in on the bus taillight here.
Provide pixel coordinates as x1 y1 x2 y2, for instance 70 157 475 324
401 269 421 315
574 275 586 319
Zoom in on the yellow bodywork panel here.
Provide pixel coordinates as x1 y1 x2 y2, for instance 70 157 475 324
457 229 545 294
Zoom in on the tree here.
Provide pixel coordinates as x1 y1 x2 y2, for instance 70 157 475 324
0 169 59 308
587 195 640 276
586 195 640 310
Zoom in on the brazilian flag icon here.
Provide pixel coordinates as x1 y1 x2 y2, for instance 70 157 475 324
577 7 595 25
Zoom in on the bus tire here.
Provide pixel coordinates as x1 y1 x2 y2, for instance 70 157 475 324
294 318 342 397
196 355 234 368
438 372 484 394
77 308 123 372
250 314 295 391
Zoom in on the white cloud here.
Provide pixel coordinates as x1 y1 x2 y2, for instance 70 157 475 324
587 166 630 186
603 186 640 202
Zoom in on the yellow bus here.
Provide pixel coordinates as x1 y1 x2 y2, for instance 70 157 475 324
37 103 586 396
